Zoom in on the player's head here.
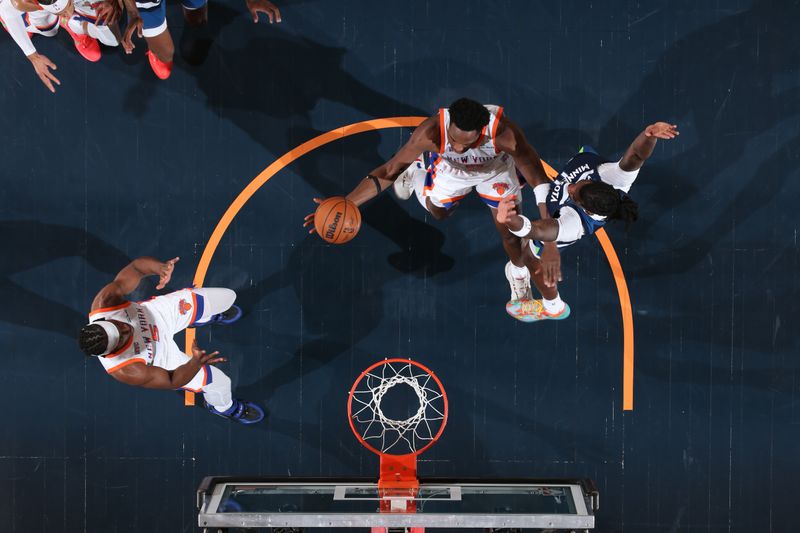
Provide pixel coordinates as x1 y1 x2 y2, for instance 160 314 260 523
574 181 639 224
35 0 73 15
78 320 125 357
447 98 490 154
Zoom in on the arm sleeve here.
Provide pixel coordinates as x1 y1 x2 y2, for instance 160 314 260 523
598 160 640 193
555 206 586 243
0 2 36 56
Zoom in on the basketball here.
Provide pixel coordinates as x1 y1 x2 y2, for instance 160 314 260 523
313 197 362 244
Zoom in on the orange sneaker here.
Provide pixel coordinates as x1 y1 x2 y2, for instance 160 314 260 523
146 50 173 80
62 20 101 62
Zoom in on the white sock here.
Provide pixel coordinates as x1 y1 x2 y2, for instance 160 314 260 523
202 365 234 412
507 262 529 279
542 293 566 314
412 167 429 210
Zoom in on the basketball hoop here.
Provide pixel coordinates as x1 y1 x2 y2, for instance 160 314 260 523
347 358 448 515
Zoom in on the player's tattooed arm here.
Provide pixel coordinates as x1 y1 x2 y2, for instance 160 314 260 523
344 115 440 207
90 256 180 311
620 122 679 171
111 340 225 389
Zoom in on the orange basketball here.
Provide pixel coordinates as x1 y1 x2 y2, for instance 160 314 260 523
313 197 362 244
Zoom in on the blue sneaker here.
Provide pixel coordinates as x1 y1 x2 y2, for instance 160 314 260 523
194 305 242 327
506 299 571 323
206 398 265 425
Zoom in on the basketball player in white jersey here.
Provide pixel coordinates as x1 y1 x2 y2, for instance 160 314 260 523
0 0 119 91
78 255 264 424
497 121 679 322
303 98 562 303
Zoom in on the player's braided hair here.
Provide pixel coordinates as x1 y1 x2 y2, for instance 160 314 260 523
448 98 490 132
78 324 109 356
580 182 639 225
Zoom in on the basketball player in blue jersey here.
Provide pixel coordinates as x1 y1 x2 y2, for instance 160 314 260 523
304 98 562 304
77 255 265 424
496 121 679 322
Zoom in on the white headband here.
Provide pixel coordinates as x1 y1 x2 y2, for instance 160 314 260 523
39 0 69 14
92 320 121 356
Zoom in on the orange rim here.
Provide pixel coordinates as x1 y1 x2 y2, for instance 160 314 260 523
347 358 449 458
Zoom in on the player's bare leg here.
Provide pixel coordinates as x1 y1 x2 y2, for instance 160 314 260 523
491 206 532 301
145 30 174 78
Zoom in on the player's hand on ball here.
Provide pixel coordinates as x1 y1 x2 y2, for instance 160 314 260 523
156 256 179 289
496 196 518 225
645 122 679 139
303 198 324 234
191 340 226 365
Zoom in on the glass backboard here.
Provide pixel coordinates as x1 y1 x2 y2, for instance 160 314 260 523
197 477 599 531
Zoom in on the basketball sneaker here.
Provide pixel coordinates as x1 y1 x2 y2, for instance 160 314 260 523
147 49 173 79
392 165 416 200
193 305 242 327
505 261 532 301
206 398 265 424
62 19 101 62
506 298 571 323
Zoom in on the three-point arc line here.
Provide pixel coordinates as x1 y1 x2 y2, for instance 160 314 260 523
183 117 635 411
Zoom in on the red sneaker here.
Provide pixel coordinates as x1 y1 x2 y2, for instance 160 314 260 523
62 21 101 62
146 50 173 80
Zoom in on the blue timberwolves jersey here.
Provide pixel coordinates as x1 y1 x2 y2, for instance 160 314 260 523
545 148 614 246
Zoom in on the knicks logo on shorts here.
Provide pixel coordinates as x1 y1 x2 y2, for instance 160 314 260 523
492 182 510 196
178 299 192 315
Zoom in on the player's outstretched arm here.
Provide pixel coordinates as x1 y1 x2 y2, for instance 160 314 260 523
111 340 225 389
1 0 61 92
90 256 180 311
348 115 439 206
619 122 679 171
303 115 439 232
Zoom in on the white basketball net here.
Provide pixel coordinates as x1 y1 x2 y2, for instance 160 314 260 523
350 360 446 455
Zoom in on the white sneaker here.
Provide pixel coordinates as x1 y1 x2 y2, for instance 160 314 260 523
393 160 422 200
505 261 532 301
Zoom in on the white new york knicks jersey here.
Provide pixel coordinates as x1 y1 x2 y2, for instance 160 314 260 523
437 104 507 173
89 301 167 373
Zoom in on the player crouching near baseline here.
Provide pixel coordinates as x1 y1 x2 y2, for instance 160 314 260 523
0 0 120 91
78 256 264 424
496 121 679 322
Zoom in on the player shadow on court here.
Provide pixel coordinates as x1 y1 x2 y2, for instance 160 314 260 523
590 0 800 278
0 220 131 338
229 235 393 407
136 6 460 278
